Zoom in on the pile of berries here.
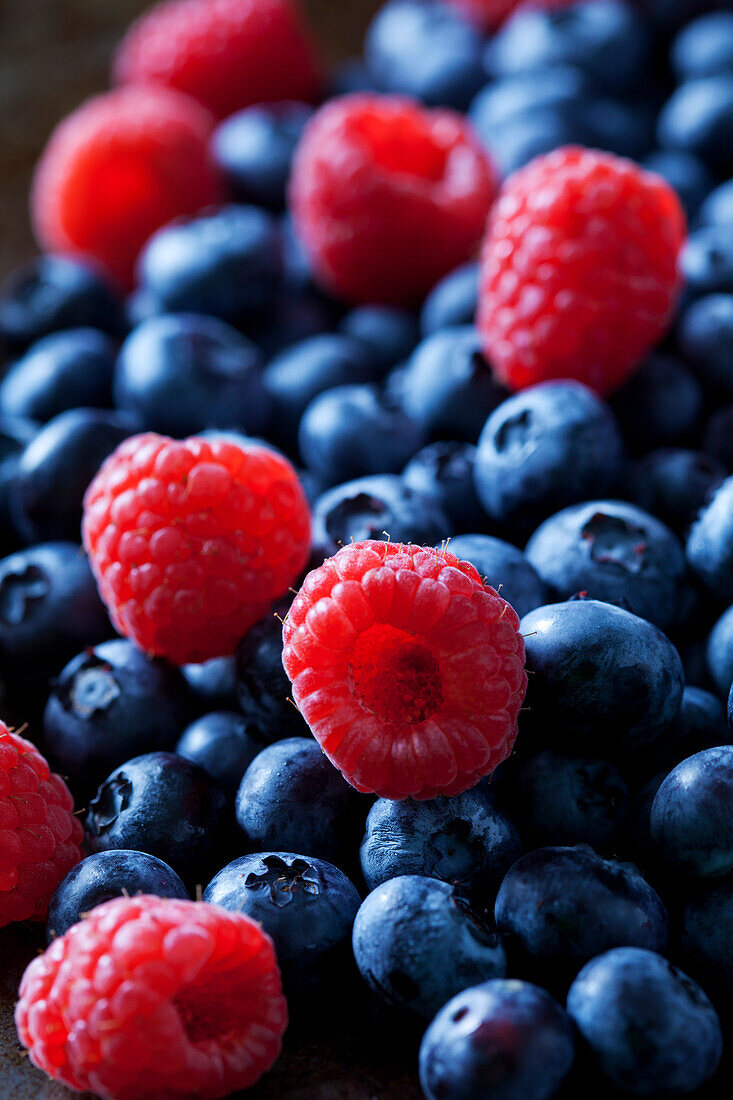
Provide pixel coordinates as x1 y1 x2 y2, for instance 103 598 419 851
1 0 733 1098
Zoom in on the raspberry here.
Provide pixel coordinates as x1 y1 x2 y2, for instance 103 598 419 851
31 86 221 288
113 0 322 120
289 94 497 306
0 724 83 927
282 540 527 800
477 146 686 395
82 433 311 665
15 895 287 1100
447 0 573 30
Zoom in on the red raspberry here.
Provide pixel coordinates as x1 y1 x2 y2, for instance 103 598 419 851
0 724 83 928
289 93 497 306
82 433 311 665
15 895 287 1100
113 0 322 120
446 0 574 30
282 540 527 800
477 146 686 395
31 86 221 288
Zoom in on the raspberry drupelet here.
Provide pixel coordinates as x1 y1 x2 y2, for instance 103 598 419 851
477 146 686 395
0 723 83 927
15 895 287 1100
31 86 221 287
82 433 311 665
290 94 497 306
282 540 527 800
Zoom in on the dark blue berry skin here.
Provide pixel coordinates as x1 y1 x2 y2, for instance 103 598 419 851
495 846 669 974
299 384 424 486
203 851 361 995
445 534 547 619
469 67 592 140
0 417 40 557
475 382 624 536
0 542 112 684
311 475 451 560
681 879 733 1000
0 255 123 353
46 850 189 942
680 225 733 299
10 408 132 544
85 752 227 885
235 738 364 867
419 264 478 337
730 683 733 727
484 0 650 94
235 602 308 743
398 328 508 444
338 306 419 375
403 443 486 533
419 979 575 1100
567 948 723 1095
114 313 268 438
263 334 376 451
703 403 733 471
211 103 313 210
176 712 262 801
480 110 587 179
331 59 375 96
360 788 521 900
136 205 281 323
672 11 733 81
352 877 507 1021
640 687 730 778
611 355 703 455
687 476 733 601
0 329 116 423
625 772 667 870
658 75 733 173
520 600 684 750
253 291 338 360
679 294 733 397
181 656 238 711
365 0 485 111
525 500 687 631
698 177 733 227
706 606 733 698
642 150 715 221
626 449 725 536
43 639 193 786
512 752 629 851
651 746 733 877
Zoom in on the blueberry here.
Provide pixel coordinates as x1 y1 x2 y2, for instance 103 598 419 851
338 306 420 374
698 177 733 227
445 534 547 618
520 600 684 749
299 384 424 486
136 205 281 323
399 328 508 443
681 879 733 999
419 979 575 1100
642 150 715 220
469 67 593 137
0 542 111 684
641 686 730 777
687 475 733 601
485 0 650 94
235 601 309 743
10 408 131 543
263 334 376 450
480 109 588 178
331 59 375 96
360 788 521 899
403 443 486 533
703 403 733 471
114 313 268 437
658 75 733 173
707 604 733 697
252 290 338 359
85 752 227 884
475 382 624 535
181 656 238 711
420 264 479 337
353 877 506 1020
567 948 722 1094
47 850 188 941
365 0 486 111
0 329 116 422
0 255 123 353
43 639 193 786
671 11 733 81
0 417 40 557
495 846 668 972
211 103 313 210
678 293 733 396
680 225 733 297
611 354 704 454
626 449 725 535
235 738 364 866
203 851 361 994
513 752 629 851
651 746 733 877
311 475 451 560
176 712 262 801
